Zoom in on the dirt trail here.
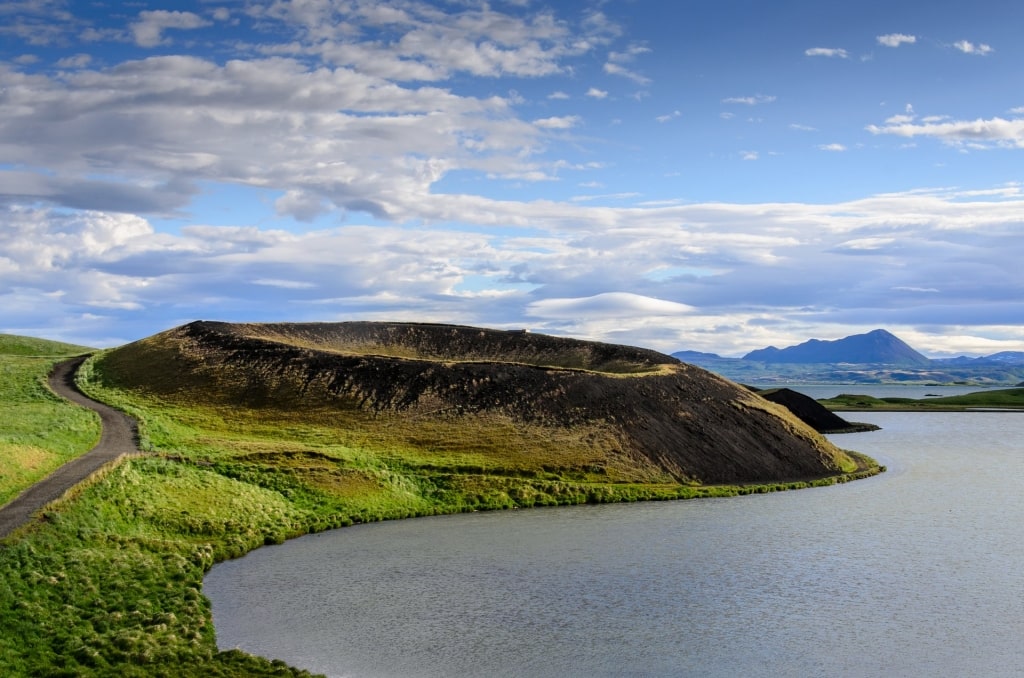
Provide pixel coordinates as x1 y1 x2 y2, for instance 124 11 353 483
0 356 139 540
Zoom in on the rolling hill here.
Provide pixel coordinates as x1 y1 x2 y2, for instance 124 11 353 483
93 320 876 486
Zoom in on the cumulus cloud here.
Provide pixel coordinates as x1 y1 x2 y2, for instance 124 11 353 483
246 2 614 82
0 54 552 218
867 117 1024 148
877 33 916 48
130 10 210 47
586 87 608 99
953 40 993 56
818 143 847 152
6 183 1024 354
533 115 581 129
805 47 848 58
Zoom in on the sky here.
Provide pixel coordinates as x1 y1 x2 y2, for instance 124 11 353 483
2 0 1023 357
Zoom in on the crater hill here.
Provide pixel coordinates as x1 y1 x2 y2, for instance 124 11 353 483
94 321 878 486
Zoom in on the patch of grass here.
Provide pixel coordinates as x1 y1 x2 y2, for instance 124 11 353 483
0 353 101 505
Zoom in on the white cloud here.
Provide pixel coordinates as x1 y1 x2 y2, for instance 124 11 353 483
885 114 916 124
586 87 608 99
603 45 651 84
131 10 210 48
656 110 681 123
247 2 616 82
722 94 776 105
805 47 848 58
603 61 650 84
533 115 581 129
56 53 91 68
548 91 570 100
867 117 1024 148
954 40 993 56
742 151 759 161
527 293 695 319
789 123 817 131
877 33 916 48
819 143 847 152
5 184 1024 354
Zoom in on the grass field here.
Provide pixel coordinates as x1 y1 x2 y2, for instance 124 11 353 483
0 343 880 676
0 337 100 505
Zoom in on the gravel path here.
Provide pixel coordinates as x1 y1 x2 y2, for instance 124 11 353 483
0 356 140 540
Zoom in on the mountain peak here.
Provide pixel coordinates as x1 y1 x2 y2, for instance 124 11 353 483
743 329 930 365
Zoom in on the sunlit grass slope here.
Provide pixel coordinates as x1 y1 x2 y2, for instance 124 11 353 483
0 335 99 505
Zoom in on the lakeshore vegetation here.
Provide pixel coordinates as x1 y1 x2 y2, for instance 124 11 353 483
1 331 882 676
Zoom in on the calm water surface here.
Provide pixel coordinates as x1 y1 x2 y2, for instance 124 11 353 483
205 412 1024 677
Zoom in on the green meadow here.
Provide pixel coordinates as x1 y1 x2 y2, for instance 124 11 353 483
0 342 879 676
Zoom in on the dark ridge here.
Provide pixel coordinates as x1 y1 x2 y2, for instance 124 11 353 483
754 388 880 434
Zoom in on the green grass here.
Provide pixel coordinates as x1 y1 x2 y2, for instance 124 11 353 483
821 388 1024 411
0 334 92 357
0 343 101 505
0 348 883 676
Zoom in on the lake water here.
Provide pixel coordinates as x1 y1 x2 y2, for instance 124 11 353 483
204 409 1024 677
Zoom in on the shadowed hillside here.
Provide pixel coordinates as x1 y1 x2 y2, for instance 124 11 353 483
96 321 876 485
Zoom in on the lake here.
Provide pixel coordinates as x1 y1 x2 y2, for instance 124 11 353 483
204 408 1024 677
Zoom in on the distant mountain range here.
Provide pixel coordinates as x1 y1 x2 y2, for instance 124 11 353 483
673 329 1024 385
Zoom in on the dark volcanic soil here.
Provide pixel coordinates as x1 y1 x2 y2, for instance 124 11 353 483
99 321 869 485
755 388 880 434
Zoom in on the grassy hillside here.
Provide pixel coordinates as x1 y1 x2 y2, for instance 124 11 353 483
0 323 881 676
821 388 1024 411
0 337 100 505
0 334 92 357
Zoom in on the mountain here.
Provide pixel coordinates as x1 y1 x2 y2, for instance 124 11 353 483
671 349 724 361
673 329 1024 385
742 329 930 365
933 351 1024 366
93 320 876 485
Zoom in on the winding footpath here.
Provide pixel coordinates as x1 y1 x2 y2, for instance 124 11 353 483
0 356 140 540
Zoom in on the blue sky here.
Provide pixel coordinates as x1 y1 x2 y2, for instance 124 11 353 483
2 0 1023 356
